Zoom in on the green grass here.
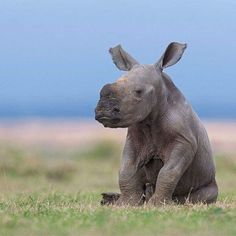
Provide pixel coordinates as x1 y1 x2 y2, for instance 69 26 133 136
0 141 236 236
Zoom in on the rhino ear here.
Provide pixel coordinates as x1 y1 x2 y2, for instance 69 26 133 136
155 42 187 70
109 45 139 71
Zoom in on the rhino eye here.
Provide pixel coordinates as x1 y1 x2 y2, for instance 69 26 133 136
134 89 143 96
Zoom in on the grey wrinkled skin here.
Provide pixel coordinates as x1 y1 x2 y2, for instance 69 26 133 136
95 42 218 206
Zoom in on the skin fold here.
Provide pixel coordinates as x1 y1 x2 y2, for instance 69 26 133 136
95 42 218 206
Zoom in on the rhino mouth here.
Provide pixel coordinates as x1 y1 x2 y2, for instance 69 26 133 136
95 115 121 127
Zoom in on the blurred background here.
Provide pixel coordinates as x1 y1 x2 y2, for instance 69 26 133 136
1 0 236 118
0 0 236 201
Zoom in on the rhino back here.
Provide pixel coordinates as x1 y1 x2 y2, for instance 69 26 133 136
162 74 215 194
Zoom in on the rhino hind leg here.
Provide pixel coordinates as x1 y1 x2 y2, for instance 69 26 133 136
101 182 155 206
101 192 121 205
173 180 218 204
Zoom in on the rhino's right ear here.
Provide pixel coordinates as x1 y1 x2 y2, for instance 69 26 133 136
109 45 139 71
155 42 187 70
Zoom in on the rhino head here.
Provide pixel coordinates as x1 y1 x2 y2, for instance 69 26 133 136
95 42 187 128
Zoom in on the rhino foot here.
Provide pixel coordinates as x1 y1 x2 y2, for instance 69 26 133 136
101 192 121 205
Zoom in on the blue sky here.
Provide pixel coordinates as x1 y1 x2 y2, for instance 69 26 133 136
0 0 235 118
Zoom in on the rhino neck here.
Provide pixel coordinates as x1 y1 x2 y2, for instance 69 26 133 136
127 73 187 165
147 73 169 124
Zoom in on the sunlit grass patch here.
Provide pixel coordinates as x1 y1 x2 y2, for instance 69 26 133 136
0 192 235 236
0 141 236 235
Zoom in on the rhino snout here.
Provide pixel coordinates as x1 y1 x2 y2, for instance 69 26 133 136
95 102 121 124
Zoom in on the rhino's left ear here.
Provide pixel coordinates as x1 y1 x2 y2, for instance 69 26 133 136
155 42 187 70
109 45 139 71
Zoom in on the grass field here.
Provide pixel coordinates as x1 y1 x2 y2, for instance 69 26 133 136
0 123 236 236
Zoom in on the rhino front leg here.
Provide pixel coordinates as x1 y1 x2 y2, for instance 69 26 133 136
148 143 195 206
101 170 146 206
117 169 146 206
115 139 147 206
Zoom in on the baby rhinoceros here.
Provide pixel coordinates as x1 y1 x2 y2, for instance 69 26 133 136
95 42 218 206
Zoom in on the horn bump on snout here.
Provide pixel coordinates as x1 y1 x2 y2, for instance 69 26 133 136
100 83 112 97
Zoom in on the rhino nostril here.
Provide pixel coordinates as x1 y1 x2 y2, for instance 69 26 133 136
112 107 120 114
